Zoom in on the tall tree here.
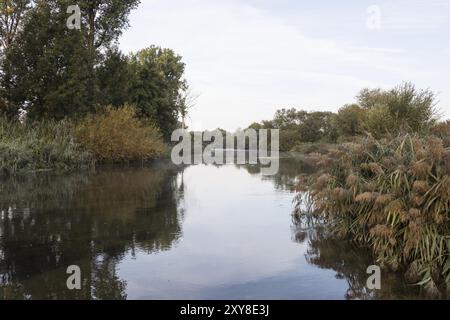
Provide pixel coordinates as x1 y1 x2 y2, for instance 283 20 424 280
5 1 90 120
96 48 131 108
336 104 366 136
0 0 30 52
0 0 32 119
4 0 140 120
128 46 187 140
77 0 140 107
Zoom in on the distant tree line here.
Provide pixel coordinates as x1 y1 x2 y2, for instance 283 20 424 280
249 82 449 151
0 0 189 140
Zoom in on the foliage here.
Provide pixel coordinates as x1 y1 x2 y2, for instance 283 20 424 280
294 135 450 295
431 121 450 147
250 83 442 151
96 47 131 108
335 104 365 137
0 0 32 119
3 0 92 120
257 108 336 151
358 82 439 135
75 105 165 162
128 46 187 140
0 117 92 174
1 0 143 120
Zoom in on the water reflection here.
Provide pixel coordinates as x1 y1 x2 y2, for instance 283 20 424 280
0 164 184 299
245 156 423 299
0 158 427 300
237 155 316 191
292 223 423 300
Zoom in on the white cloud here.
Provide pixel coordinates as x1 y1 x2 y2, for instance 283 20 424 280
120 0 450 129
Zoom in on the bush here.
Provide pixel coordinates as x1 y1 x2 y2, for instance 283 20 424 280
359 83 439 137
290 142 335 155
295 135 450 295
75 105 165 162
431 121 450 147
0 119 92 174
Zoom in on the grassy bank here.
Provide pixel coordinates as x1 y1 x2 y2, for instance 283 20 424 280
0 119 92 175
294 134 450 295
0 106 166 175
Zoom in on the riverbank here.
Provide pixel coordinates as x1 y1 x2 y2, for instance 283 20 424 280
0 106 166 176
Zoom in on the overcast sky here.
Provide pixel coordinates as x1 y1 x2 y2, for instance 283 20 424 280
120 0 450 131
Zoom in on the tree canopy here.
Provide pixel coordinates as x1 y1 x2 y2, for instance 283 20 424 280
0 1 189 142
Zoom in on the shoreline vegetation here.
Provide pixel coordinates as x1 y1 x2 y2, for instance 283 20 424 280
1 1 449 299
1 2 187 175
0 106 167 176
282 83 449 297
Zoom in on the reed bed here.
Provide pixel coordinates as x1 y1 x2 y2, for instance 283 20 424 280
0 119 92 175
294 134 450 295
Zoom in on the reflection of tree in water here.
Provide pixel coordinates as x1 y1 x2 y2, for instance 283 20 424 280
237 156 317 191
0 165 185 299
292 220 423 300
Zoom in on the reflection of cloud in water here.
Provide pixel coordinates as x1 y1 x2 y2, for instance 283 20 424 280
0 157 426 299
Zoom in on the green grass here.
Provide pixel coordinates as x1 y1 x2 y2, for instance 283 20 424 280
0 118 93 175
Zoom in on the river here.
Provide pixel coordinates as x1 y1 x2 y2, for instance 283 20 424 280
0 157 423 299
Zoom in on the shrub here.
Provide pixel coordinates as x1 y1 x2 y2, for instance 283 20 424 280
363 104 396 138
431 121 450 147
358 83 439 137
290 142 335 155
75 105 165 162
294 134 450 295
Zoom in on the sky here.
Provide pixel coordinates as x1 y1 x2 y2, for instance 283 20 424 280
120 0 450 131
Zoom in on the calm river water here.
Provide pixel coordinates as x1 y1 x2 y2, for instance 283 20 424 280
0 157 423 299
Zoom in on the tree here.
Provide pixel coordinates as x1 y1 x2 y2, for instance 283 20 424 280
298 111 335 143
5 1 91 120
77 0 140 106
176 85 198 130
0 0 32 119
363 104 395 138
336 104 366 136
77 0 140 56
3 0 140 120
128 46 187 140
96 47 131 108
0 0 30 52
357 82 438 135
356 87 389 109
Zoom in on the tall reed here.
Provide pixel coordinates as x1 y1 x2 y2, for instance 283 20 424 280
0 118 92 175
295 134 450 295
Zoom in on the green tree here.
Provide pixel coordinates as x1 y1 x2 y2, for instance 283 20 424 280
363 104 395 138
77 0 140 106
298 111 335 143
357 82 438 135
336 104 366 136
0 0 32 119
96 48 131 107
5 1 91 120
3 0 140 120
128 46 187 140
